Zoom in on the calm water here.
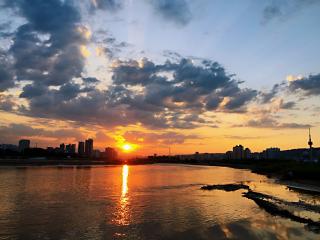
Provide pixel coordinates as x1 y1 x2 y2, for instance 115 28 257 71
0 164 319 240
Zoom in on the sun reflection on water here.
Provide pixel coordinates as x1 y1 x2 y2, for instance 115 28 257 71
113 165 130 228
122 165 129 198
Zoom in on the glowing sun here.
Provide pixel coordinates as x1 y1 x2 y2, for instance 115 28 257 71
121 143 135 153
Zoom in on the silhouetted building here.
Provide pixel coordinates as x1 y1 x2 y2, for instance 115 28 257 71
78 141 85 156
47 147 54 153
244 148 251 159
0 144 18 151
251 152 261 160
93 149 101 158
85 138 93 157
262 147 281 160
226 151 232 160
66 144 76 154
65 144 71 153
18 139 30 152
266 147 281 159
104 147 117 161
59 143 65 153
232 145 244 159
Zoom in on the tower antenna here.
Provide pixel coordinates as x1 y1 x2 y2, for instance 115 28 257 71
308 127 313 161
308 127 313 148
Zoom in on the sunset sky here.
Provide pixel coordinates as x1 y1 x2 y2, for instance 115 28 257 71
0 0 319 156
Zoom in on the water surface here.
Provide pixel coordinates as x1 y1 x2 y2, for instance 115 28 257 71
0 164 319 239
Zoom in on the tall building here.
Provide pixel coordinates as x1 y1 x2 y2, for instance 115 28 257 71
59 143 65 153
18 139 30 152
66 144 76 154
71 144 76 154
65 144 71 153
232 145 244 159
85 138 93 157
78 141 85 156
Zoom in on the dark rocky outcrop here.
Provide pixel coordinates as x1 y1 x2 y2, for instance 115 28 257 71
243 190 320 233
201 183 250 191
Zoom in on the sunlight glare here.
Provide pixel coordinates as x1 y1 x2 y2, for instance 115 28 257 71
121 143 135 153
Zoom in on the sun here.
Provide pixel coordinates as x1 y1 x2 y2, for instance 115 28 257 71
121 143 135 153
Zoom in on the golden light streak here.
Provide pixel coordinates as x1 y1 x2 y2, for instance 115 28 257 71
113 165 130 227
121 165 129 197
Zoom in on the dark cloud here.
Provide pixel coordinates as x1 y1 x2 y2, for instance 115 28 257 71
19 82 93 101
0 1 291 132
110 58 257 125
223 88 257 111
15 56 258 130
236 116 312 129
0 123 84 144
93 32 130 60
205 95 223 110
259 83 285 103
150 0 192 26
0 52 15 91
224 135 263 140
19 84 46 99
82 77 100 84
279 100 296 109
288 74 320 96
262 0 319 24
123 131 199 146
5 0 88 88
9 0 80 32
263 4 282 23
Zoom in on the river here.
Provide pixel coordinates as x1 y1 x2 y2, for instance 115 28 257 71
0 164 319 239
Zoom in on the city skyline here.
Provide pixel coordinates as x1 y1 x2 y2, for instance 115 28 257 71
1 127 318 160
0 0 320 155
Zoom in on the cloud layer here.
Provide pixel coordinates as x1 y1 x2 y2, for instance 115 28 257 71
0 0 318 149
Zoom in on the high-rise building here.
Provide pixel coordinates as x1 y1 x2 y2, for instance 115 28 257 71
85 138 93 157
65 144 76 154
18 139 30 152
65 144 71 153
78 141 85 156
232 145 244 159
71 144 76 154
59 143 65 153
